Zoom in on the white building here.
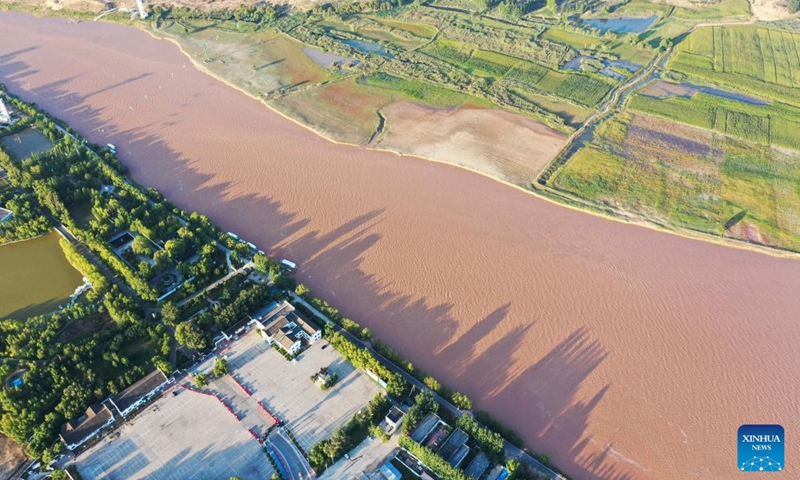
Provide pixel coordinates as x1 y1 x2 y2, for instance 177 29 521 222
0 98 11 125
251 301 322 355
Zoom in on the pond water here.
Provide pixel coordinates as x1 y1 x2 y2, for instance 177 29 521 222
1 127 53 159
0 231 84 320
642 80 769 105
341 39 394 59
302 47 361 69
583 15 658 34
563 55 642 80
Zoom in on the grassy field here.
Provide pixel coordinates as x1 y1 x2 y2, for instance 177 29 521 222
669 26 800 106
550 113 800 251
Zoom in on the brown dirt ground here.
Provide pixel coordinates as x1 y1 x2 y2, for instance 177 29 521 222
374 102 567 185
0 435 27 480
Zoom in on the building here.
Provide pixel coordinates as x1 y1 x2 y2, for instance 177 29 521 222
464 452 491 479
0 207 12 223
379 462 403 480
60 403 115 450
385 406 404 433
410 412 441 443
486 465 510 480
437 428 470 468
0 98 11 125
109 369 169 417
251 301 322 355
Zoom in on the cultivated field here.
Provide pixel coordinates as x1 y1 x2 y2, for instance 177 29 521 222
549 112 800 250
669 26 800 106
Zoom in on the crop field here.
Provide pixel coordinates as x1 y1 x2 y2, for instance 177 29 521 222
360 72 484 108
630 91 800 150
669 26 800 106
550 113 800 250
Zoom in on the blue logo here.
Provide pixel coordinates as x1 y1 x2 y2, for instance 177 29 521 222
738 425 784 472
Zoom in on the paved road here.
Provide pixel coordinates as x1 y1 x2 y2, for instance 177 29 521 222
289 293 562 479
270 429 315 480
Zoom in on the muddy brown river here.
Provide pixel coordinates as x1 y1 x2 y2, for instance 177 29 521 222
1 12 798 479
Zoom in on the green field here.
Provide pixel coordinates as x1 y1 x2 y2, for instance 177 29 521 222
629 90 800 150
670 26 800 106
550 113 800 251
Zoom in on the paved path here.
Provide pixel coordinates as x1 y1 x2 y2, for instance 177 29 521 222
270 429 315 480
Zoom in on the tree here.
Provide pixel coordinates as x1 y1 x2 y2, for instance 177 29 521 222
790 0 799 13
175 321 207 350
161 301 180 325
403 390 438 433
194 373 208 387
451 391 472 410
213 357 229 377
254 253 270 274
131 235 152 256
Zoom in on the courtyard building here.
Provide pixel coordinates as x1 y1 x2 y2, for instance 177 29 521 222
251 300 322 355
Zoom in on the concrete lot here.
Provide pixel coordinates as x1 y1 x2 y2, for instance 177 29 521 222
75 386 274 480
319 431 400 480
223 330 381 451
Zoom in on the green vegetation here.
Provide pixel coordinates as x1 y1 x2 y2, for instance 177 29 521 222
550 112 800 251
212 358 229 377
669 26 800 107
399 436 467 480
308 393 390 472
403 390 439 433
456 415 504 461
327 330 407 397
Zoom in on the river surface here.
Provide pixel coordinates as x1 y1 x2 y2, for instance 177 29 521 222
0 231 83 320
1 12 798 480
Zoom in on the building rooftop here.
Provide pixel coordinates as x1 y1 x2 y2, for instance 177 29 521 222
0 207 12 222
288 310 320 336
386 406 404 424
464 451 491 479
410 412 440 443
380 462 403 480
60 403 114 447
437 428 469 463
112 369 168 415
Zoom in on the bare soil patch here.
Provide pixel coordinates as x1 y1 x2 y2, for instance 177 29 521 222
0 435 27 480
375 102 567 185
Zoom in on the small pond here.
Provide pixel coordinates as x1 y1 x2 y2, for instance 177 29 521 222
583 15 658 34
341 39 394 59
1 128 54 159
563 55 642 81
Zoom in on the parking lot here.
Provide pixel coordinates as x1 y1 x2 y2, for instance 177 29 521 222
76 386 274 480
223 329 381 451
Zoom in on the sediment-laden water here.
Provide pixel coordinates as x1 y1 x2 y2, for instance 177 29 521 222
1 12 798 479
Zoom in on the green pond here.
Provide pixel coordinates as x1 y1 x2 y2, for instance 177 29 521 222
1 128 54 159
0 232 84 320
